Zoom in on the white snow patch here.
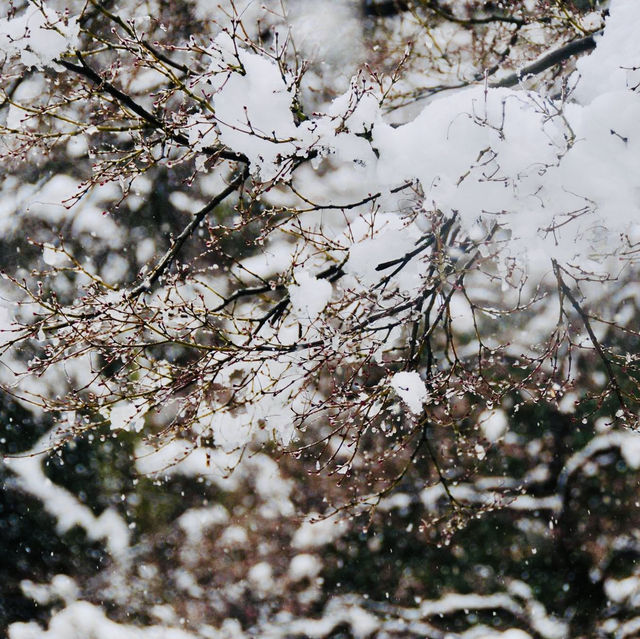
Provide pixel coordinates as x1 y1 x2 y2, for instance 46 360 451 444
390 371 429 414
292 514 349 549
0 4 79 69
178 505 229 544
20 575 78 606
479 409 509 442
42 244 69 267
3 435 130 562
289 554 323 582
288 271 332 322
605 576 640 603
218 525 248 548
104 400 147 433
8 601 197 639
248 562 275 593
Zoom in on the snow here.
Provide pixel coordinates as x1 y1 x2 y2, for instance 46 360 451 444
206 0 640 278
136 237 156 264
277 599 380 639
200 408 253 454
605 576 640 603
284 0 364 72
526 601 568 639
288 553 323 582
617 617 640 639
390 372 429 415
209 33 301 181
479 409 509 442
248 562 275 593
418 592 519 617
178 505 229 544
218 525 248 548
104 400 147 433
10 0 640 286
3 437 130 561
250 454 295 518
186 112 219 152
21 574 78 606
573 0 640 103
42 244 70 267
135 440 243 486
0 4 79 70
559 431 640 492
343 607 379 639
420 481 562 514
292 514 349 549
288 271 333 322
2 174 123 245
344 213 423 293
4 2 640 637
8 601 198 639
621 434 640 470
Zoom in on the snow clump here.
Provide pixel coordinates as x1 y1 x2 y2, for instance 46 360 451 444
390 372 429 415
0 3 79 69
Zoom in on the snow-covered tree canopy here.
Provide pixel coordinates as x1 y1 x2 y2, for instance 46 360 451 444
2 0 638 460
3 1 640 636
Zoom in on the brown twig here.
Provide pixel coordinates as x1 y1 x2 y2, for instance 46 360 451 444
552 259 627 414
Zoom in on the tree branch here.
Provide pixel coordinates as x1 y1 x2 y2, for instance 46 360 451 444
131 167 249 295
552 259 627 415
58 53 247 164
490 32 598 88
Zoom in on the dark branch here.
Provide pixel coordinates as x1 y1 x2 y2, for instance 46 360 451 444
132 167 249 295
28 169 248 337
552 259 627 415
490 32 598 88
364 0 527 24
58 53 247 164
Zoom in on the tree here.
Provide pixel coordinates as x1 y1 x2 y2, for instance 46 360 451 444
3 1 640 637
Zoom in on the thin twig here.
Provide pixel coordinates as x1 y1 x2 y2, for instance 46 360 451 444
552 259 627 414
